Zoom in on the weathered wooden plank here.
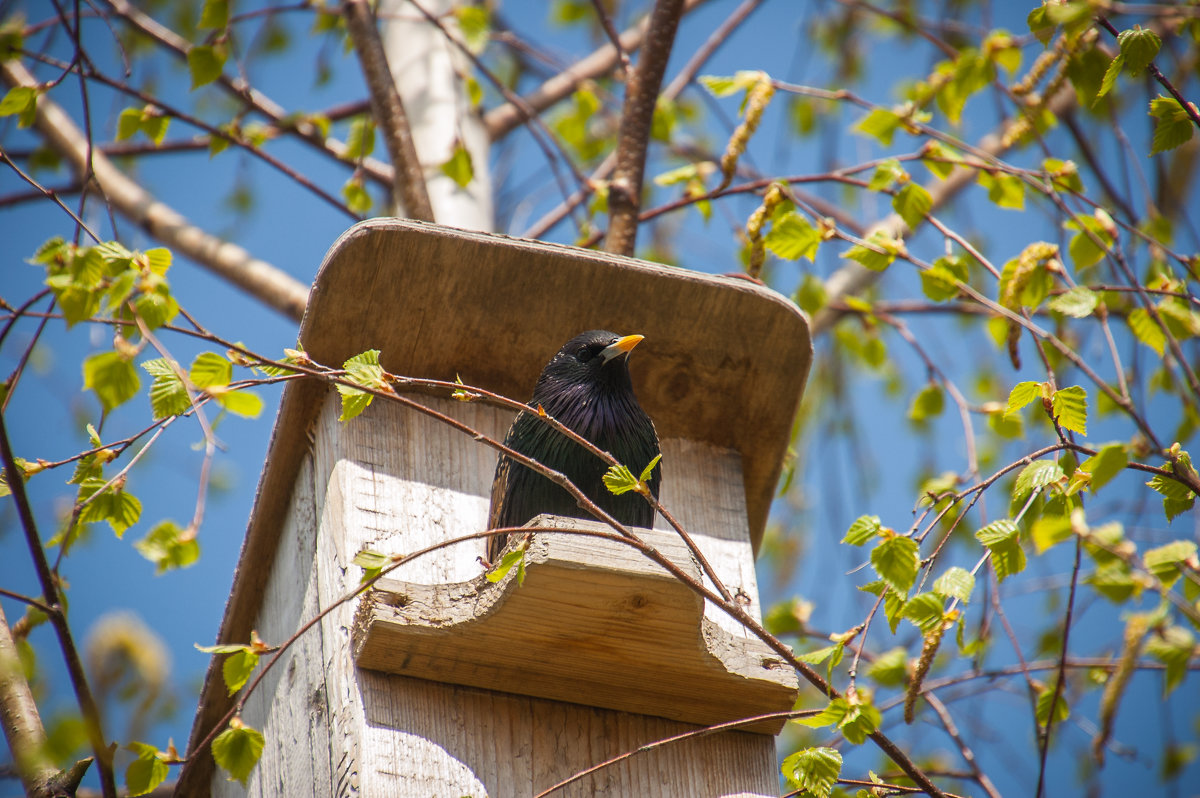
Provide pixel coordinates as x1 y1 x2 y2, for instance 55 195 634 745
357 672 779 797
216 454 332 798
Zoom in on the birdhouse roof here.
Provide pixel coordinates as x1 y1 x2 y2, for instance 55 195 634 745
302 219 810 539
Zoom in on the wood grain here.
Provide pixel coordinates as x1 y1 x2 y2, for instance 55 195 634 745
354 517 797 734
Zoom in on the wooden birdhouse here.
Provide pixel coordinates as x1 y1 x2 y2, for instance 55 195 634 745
182 219 812 797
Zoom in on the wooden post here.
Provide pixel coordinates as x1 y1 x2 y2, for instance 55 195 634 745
183 220 812 796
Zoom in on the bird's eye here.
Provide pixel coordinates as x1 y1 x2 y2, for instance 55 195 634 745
576 346 593 362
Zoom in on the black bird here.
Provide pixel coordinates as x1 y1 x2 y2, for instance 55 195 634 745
487 330 661 563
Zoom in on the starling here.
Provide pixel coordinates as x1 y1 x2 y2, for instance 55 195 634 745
487 330 661 562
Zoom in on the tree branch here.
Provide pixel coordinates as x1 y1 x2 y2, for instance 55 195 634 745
0 414 115 797
343 0 435 221
0 603 65 798
0 58 310 321
605 0 687 256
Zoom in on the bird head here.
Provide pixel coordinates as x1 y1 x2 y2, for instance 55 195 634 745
536 329 644 397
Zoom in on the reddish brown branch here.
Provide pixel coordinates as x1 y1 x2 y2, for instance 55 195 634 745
604 0 687 256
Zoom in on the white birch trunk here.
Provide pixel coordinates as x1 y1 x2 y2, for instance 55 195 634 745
380 0 494 231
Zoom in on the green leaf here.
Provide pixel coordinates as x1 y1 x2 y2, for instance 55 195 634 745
1078 444 1128 493
1128 308 1165 356
871 535 919 595
143 359 190 419
341 176 372 215
1035 680 1069 727
836 695 881 745
188 43 227 89
212 723 264 785
999 247 1056 313
842 514 881 546
987 536 1026 582
902 592 946 633
795 642 844 667
190 352 232 388
1143 540 1197 588
792 699 844 728
440 142 474 189
1031 514 1074 554
1149 96 1195 155
603 464 639 495
1066 214 1114 270
83 351 141 412
353 548 390 583
338 350 385 421
344 117 375 160
116 109 141 142
1048 286 1098 318
866 646 908 687
1013 460 1065 501
868 159 905 191
1117 27 1161 77
923 141 958 180
974 519 1018 548
638 454 662 485
486 548 526 586
908 382 944 424
0 15 25 61
841 231 902 272
0 85 37 127
653 161 712 187
893 182 932 229
781 746 842 798
933 566 974 603
854 107 902 146
125 744 169 797
764 212 821 262
1051 385 1088 435
135 287 179 330
222 648 259 696
977 170 1024 210
134 520 199 573
454 5 490 53
140 113 170 146
1095 53 1123 103
698 72 762 98
920 255 967 302
1146 626 1194 695
1044 158 1084 193
214 388 263 419
78 479 142 537
1004 381 1042 420
1088 562 1138 602
198 0 229 29
795 272 827 314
